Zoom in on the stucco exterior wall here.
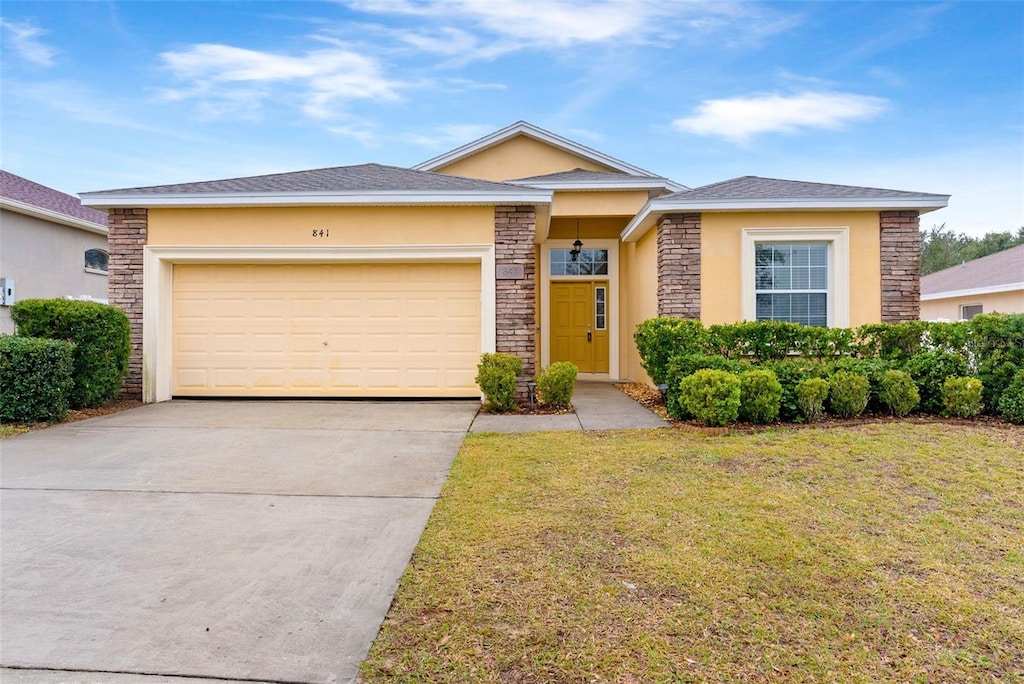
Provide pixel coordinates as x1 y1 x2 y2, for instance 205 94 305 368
147 206 496 246
921 290 1024 320
700 211 882 327
433 135 613 181
0 208 108 334
549 216 628 240
551 191 650 217
619 228 658 384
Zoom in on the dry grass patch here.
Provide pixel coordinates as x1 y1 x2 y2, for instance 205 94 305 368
363 423 1024 683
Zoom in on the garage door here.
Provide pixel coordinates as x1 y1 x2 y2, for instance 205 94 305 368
172 263 481 397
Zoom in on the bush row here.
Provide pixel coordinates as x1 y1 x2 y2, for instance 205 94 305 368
475 354 579 412
1 299 131 424
636 314 1024 425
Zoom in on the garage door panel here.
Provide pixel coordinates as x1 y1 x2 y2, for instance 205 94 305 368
172 263 481 397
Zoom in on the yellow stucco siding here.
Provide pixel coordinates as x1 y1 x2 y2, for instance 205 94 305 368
147 206 496 246
700 211 882 327
549 217 629 240
619 229 658 384
921 290 1024 320
435 135 614 181
551 191 650 217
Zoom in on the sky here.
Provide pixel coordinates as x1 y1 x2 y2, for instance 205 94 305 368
1 1 1022 236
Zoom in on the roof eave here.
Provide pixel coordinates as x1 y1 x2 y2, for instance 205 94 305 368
0 198 108 235
79 189 555 209
412 121 667 178
621 196 950 243
504 178 685 193
921 282 1024 300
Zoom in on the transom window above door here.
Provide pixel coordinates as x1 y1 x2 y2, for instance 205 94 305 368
550 248 609 276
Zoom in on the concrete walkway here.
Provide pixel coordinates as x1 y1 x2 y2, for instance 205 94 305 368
470 380 669 433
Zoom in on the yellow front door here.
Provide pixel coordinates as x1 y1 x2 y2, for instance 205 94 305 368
550 281 609 373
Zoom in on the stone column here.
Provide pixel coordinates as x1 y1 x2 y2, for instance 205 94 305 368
107 208 147 399
879 210 921 323
494 206 536 398
657 213 701 319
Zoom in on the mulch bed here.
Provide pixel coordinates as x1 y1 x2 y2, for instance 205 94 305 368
614 381 1021 434
6 399 144 436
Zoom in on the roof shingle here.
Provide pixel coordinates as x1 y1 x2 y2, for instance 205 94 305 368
921 244 1024 294
83 163 534 196
1 170 107 226
662 175 948 202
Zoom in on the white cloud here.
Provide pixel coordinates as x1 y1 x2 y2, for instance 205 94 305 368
160 43 402 119
0 18 56 66
400 123 498 149
672 91 888 143
341 0 798 56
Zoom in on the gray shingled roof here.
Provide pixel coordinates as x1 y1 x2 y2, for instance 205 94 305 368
662 176 948 201
921 244 1024 295
1 170 107 226
510 168 638 183
83 163 534 196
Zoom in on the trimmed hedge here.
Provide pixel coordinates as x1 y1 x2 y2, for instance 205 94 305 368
476 353 523 412
828 371 870 419
11 299 130 409
739 369 782 424
678 369 741 427
0 335 75 423
634 314 1024 424
535 361 578 408
997 370 1024 424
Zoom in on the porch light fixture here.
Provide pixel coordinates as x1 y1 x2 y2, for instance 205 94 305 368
570 219 583 262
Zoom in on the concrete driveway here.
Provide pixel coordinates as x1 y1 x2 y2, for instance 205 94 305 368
1 400 479 684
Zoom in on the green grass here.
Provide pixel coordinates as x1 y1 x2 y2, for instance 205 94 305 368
362 423 1024 683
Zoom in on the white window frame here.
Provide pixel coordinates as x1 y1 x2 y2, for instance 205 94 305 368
741 227 849 328
594 285 607 331
959 303 983 320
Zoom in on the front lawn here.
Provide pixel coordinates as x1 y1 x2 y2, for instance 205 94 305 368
362 423 1023 683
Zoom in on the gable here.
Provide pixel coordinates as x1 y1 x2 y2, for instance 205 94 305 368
432 135 618 182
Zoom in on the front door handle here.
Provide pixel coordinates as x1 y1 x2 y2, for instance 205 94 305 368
587 329 592 342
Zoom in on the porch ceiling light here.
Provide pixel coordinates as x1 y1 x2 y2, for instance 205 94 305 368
570 238 583 262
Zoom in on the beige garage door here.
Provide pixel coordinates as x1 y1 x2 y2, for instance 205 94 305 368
172 263 481 397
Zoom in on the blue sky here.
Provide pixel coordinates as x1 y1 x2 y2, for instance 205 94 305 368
2 0 1021 235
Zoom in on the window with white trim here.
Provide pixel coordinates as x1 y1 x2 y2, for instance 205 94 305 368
741 227 849 328
595 286 607 330
755 242 828 327
84 248 108 273
960 304 983 320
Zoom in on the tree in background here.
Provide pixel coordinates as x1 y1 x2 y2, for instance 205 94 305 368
920 225 1024 275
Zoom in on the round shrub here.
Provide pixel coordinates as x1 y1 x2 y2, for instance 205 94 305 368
475 352 523 412
942 376 983 418
903 349 971 415
633 318 706 385
739 369 782 424
878 369 920 417
795 378 829 422
11 299 130 409
828 370 870 419
678 369 741 427
997 370 1024 424
757 359 827 422
535 361 578 408
0 335 74 423
665 354 746 420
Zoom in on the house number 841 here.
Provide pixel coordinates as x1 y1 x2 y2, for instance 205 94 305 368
312 229 329 237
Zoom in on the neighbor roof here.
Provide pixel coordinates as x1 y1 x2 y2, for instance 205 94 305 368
921 244 1024 300
1 169 108 234
413 121 687 191
80 163 552 208
621 175 951 242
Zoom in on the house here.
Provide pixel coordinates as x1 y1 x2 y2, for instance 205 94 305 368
920 244 1024 320
1 170 109 335
79 122 948 403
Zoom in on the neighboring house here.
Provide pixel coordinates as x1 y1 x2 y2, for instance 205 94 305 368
920 244 1024 320
0 170 109 335
79 121 948 402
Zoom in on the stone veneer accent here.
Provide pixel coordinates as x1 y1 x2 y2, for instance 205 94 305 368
657 213 702 319
494 206 537 397
879 210 921 323
107 208 148 399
